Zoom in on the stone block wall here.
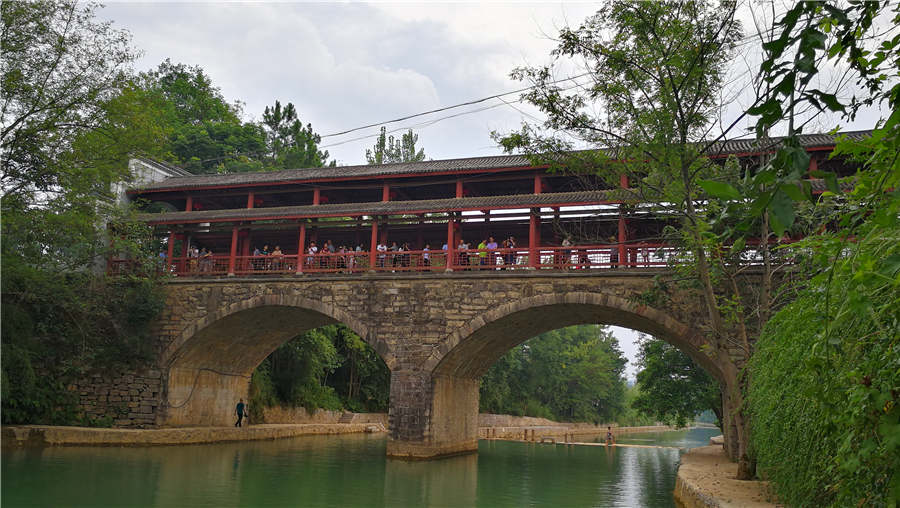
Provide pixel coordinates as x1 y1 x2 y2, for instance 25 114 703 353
69 368 162 427
261 406 388 426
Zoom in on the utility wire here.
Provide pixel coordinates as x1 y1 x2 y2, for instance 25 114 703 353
320 28 778 143
320 72 593 138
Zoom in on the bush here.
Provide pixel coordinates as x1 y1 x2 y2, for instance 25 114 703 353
748 228 900 507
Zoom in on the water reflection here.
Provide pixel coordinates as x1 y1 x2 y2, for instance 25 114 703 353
2 428 721 508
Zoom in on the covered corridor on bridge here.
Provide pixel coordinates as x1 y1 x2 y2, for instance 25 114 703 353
113 132 859 277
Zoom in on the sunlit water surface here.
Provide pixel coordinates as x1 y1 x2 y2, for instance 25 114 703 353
2 427 720 507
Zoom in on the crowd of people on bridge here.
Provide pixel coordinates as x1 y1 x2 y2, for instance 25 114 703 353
158 234 659 276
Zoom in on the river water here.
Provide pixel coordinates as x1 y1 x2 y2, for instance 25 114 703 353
2 427 720 507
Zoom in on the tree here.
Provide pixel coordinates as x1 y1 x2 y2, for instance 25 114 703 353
741 3 900 505
138 60 267 174
632 335 721 428
479 325 627 423
261 100 332 169
366 127 426 164
2 0 139 206
1 0 166 425
493 0 762 477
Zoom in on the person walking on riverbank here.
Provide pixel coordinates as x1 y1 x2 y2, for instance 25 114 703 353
235 399 247 428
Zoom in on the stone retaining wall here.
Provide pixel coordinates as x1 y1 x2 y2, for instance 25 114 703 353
261 407 388 426
68 368 163 427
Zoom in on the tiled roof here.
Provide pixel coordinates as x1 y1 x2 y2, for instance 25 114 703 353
139 190 634 224
133 130 871 193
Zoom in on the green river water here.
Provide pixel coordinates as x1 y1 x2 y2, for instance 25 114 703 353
2 427 720 507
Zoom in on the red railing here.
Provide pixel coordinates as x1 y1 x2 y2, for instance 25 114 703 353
112 242 691 277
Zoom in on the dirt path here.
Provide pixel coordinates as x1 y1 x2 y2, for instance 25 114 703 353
674 445 779 507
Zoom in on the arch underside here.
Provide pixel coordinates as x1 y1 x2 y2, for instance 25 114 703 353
430 294 721 384
162 296 383 426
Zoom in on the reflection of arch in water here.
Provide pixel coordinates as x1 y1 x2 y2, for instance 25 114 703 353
416 291 719 458
163 294 393 426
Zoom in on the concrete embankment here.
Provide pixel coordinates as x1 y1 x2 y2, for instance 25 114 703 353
477 413 672 442
674 442 777 508
2 423 385 448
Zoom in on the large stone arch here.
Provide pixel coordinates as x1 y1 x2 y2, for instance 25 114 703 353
161 294 393 426
427 291 721 382
387 290 718 459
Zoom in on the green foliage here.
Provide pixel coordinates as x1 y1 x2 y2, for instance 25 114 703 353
261 100 332 169
249 324 390 415
366 127 426 165
745 4 900 501
479 325 628 423
632 336 721 428
1 0 168 425
616 384 658 427
748 225 900 507
137 60 268 174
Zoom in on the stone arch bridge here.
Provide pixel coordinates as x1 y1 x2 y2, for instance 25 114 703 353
113 270 755 460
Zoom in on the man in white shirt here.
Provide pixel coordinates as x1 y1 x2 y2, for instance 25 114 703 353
376 242 388 268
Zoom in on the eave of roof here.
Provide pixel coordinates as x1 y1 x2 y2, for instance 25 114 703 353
131 130 871 195
139 189 635 225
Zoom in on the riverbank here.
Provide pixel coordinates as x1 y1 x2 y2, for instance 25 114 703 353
1 420 670 448
674 444 777 508
1 422 385 448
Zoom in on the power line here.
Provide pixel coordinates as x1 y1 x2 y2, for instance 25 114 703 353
320 72 593 138
320 78 596 149
320 28 777 143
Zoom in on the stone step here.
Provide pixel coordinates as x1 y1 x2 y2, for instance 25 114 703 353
338 412 354 424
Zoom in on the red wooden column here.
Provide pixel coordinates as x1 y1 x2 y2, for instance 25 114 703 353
166 230 176 269
247 192 254 209
228 226 238 276
446 216 455 271
618 211 627 267
313 188 321 205
456 180 463 198
240 229 250 273
618 173 628 266
185 196 193 212
808 156 818 174
534 174 543 194
369 219 379 270
529 208 540 268
296 223 306 274
382 183 390 201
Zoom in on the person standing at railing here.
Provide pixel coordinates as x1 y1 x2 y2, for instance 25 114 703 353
506 236 518 267
199 248 212 272
423 244 431 267
189 245 199 273
401 242 411 267
477 239 488 266
307 241 318 269
486 236 498 267
271 246 284 271
457 239 469 268
389 241 399 269
561 236 573 269
262 244 271 270
607 236 618 266
377 241 387 268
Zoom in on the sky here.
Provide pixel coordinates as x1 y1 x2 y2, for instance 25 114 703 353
97 1 890 379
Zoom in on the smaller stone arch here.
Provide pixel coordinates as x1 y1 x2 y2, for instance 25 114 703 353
162 293 394 370
160 293 394 426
